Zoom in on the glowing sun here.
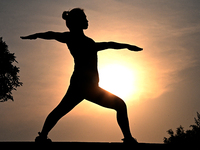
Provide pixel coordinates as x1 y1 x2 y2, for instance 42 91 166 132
99 64 137 100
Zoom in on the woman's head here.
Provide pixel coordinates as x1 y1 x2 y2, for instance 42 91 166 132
62 8 88 31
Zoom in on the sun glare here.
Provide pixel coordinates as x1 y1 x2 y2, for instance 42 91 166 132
99 64 137 100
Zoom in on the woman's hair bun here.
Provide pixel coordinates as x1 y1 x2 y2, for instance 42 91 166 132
62 11 69 20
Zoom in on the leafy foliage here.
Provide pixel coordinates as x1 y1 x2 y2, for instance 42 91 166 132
0 37 23 102
164 112 200 144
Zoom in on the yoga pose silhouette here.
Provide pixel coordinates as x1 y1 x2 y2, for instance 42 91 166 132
21 8 142 143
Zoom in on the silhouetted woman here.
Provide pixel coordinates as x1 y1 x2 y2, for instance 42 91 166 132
21 8 142 143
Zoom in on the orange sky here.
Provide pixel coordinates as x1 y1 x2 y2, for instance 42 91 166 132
1 0 200 143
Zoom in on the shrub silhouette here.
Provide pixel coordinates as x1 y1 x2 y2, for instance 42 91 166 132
0 37 23 102
164 112 200 144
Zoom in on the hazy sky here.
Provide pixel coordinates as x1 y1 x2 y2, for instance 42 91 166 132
1 0 200 143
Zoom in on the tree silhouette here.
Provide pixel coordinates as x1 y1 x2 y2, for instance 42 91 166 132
0 37 23 102
164 112 200 144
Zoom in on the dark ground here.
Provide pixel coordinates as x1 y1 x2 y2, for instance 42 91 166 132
0 142 179 149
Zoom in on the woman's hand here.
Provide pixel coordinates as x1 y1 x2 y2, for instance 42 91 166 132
127 45 143 52
20 34 37 40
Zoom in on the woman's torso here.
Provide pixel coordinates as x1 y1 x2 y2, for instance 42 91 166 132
66 32 99 86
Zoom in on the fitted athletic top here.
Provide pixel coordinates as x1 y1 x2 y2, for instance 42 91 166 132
66 32 99 86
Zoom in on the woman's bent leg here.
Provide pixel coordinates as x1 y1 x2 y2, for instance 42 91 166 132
116 102 132 139
85 86 133 139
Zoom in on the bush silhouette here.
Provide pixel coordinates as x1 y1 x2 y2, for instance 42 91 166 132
164 112 200 144
0 37 23 102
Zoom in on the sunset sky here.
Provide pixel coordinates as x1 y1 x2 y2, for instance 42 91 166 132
1 0 200 143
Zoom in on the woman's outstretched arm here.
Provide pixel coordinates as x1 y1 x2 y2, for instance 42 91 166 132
96 42 143 52
20 31 68 43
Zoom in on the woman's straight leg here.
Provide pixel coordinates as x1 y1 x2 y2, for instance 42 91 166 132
40 86 83 136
